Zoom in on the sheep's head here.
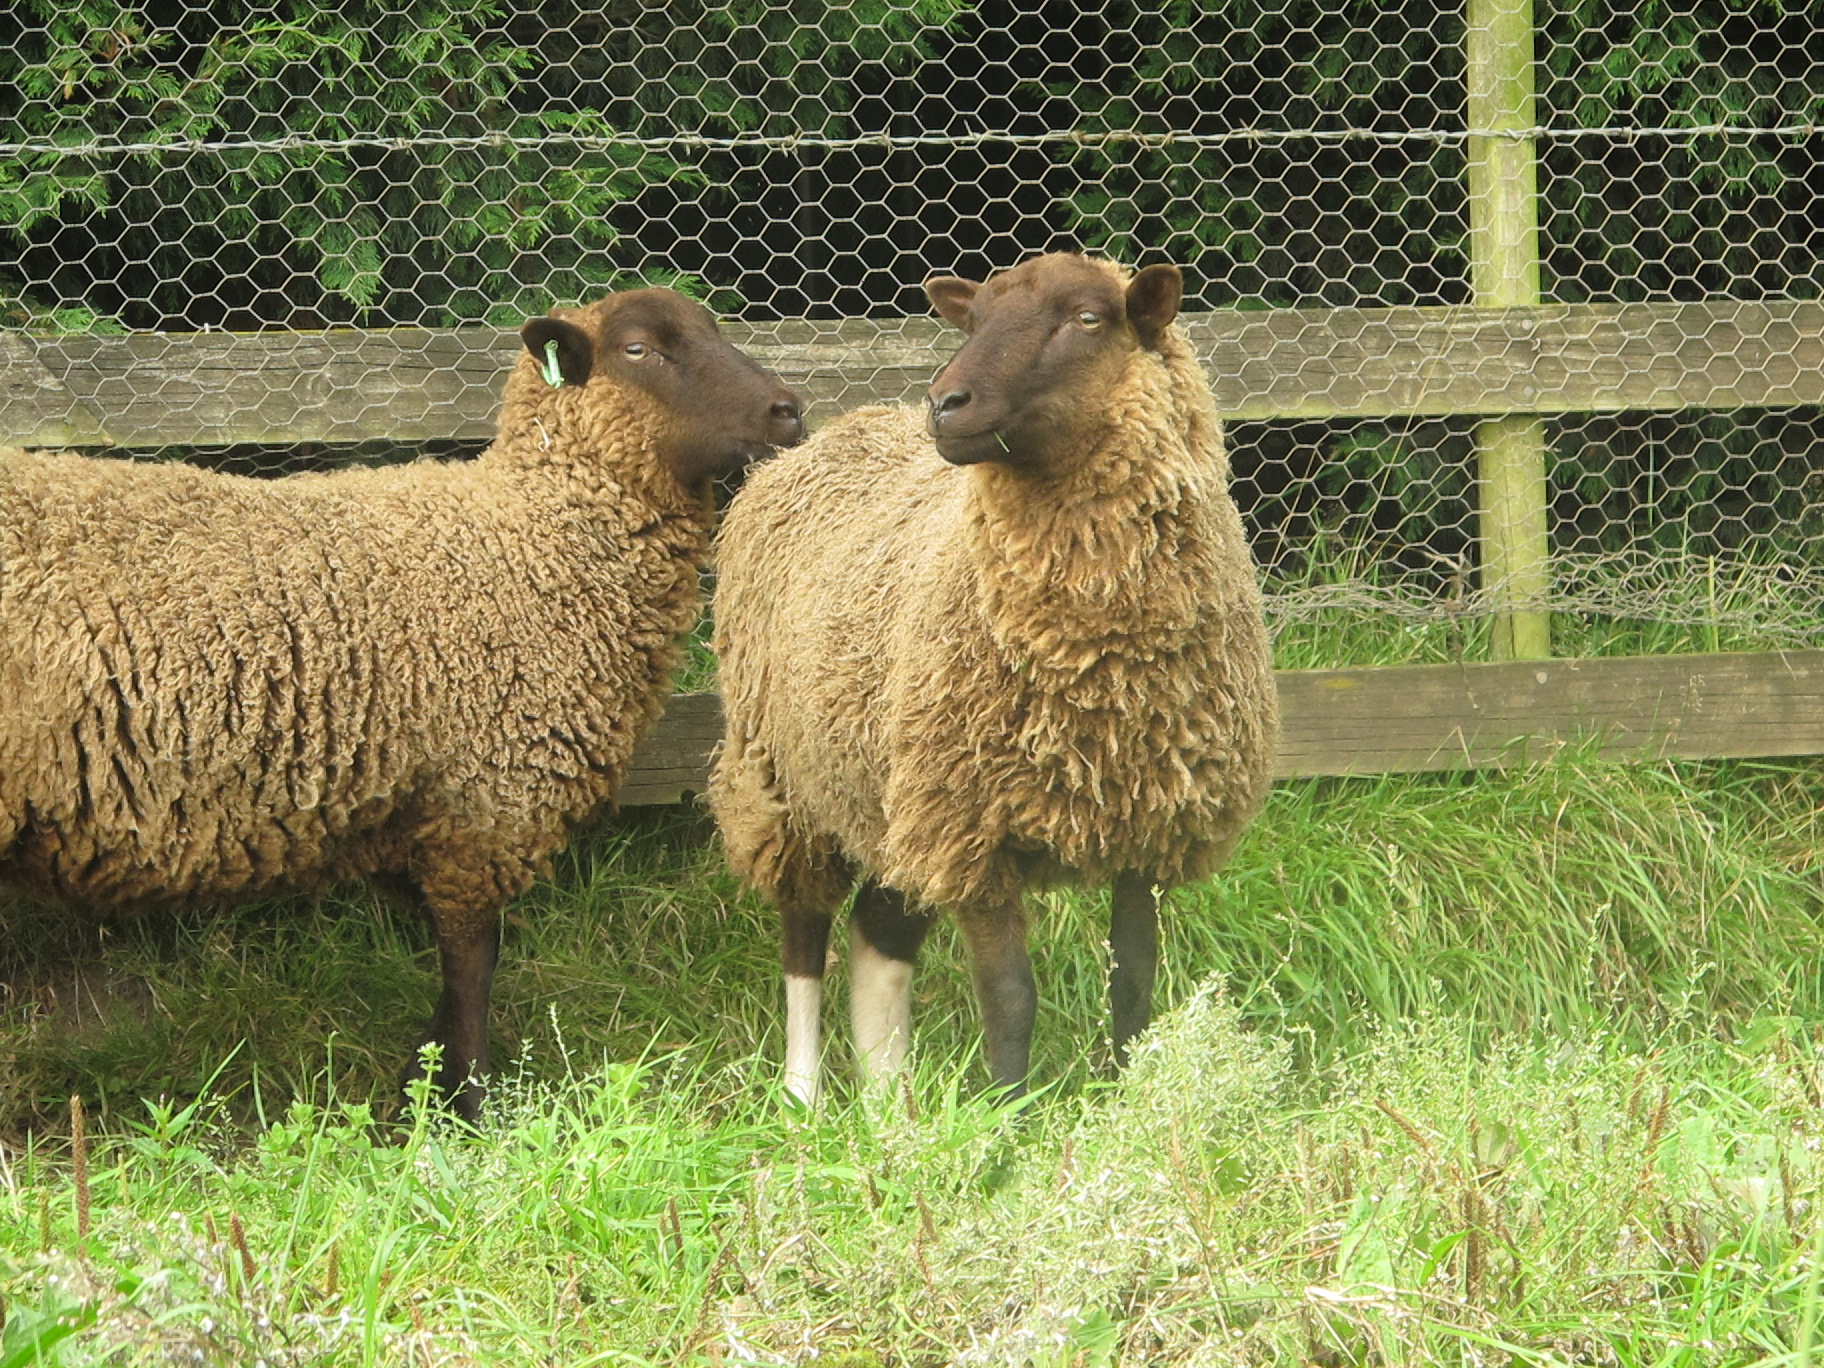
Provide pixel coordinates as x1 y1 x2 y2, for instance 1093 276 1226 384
520 289 803 487
922 253 1182 472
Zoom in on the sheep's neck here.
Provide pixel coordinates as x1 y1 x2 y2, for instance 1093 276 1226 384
485 382 716 696
490 384 711 537
965 423 1244 678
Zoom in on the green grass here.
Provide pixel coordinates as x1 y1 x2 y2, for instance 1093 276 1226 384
8 976 1824 1363
6 751 1824 1362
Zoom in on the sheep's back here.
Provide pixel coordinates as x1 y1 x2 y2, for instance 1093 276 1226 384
0 448 677 907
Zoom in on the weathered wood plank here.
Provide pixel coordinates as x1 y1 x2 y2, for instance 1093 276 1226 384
8 299 1824 449
15 329 513 447
1191 300 1824 423
1273 649 1824 776
616 651 1824 804
619 692 724 807
0 330 111 446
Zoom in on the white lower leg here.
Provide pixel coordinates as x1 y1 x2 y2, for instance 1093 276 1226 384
784 973 823 1106
850 930 915 1085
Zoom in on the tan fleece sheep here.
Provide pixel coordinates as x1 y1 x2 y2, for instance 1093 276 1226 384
0 287 802 1117
711 253 1278 1105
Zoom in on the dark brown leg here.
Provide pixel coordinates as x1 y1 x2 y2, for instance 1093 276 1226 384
408 900 501 1122
1109 871 1159 1068
956 900 1036 1097
782 902 835 979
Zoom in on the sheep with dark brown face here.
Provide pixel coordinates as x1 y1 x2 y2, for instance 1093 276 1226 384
711 253 1277 1105
0 287 802 1119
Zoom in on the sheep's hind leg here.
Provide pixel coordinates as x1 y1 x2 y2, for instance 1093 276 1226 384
407 894 501 1123
849 879 937 1088
1109 871 1159 1069
955 899 1036 1099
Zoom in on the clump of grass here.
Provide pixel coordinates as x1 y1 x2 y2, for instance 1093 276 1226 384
1261 535 1824 671
767 988 1824 1365
674 603 719 694
1192 753 1824 1058
2 1040 811 1364
15 989 1822 1365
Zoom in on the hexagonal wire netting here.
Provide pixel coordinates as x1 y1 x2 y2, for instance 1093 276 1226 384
4 2 1823 665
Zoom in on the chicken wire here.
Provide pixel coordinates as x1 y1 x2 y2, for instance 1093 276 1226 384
4 1 1824 660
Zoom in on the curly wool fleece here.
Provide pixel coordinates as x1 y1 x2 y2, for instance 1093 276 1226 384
711 305 1278 916
0 360 710 934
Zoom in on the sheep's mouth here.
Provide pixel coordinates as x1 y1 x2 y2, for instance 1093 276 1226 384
735 413 806 466
732 439 781 464
933 427 1010 466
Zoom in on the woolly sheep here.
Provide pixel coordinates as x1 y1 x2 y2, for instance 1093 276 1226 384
710 253 1278 1105
0 287 803 1118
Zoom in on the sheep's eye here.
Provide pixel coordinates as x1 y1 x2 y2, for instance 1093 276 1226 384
1076 311 1103 329
624 341 650 359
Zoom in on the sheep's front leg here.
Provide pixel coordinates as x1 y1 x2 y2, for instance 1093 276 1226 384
1109 871 1159 1068
849 879 937 1087
765 846 854 1108
413 899 501 1122
956 900 1036 1098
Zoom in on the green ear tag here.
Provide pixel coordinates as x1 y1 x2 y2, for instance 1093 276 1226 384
541 338 564 387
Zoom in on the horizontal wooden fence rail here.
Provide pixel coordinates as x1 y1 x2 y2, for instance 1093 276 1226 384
11 308 1824 781
7 299 1824 449
620 650 1824 805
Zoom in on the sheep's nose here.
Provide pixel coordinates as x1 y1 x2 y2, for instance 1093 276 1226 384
770 398 804 443
928 388 972 420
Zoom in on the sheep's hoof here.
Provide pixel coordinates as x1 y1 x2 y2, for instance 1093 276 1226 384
780 1075 820 1115
401 1042 486 1123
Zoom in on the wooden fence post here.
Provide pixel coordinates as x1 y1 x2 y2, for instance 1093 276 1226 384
1467 0 1551 660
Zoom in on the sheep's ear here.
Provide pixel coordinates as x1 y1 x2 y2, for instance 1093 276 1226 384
924 276 980 333
520 317 594 387
1125 264 1182 348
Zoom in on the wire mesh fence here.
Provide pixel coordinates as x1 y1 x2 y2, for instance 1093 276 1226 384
4 1 1824 663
